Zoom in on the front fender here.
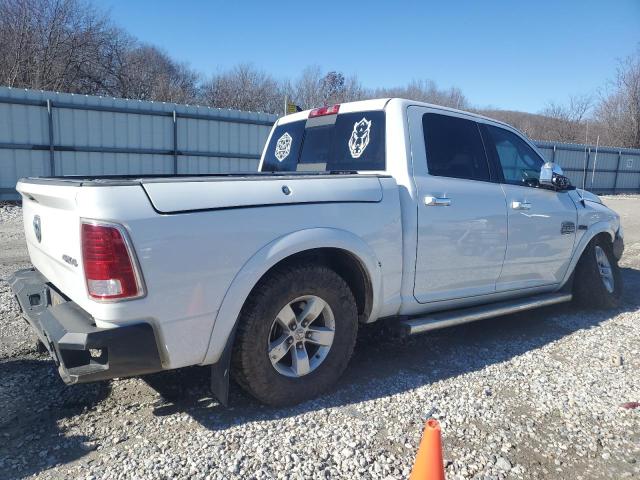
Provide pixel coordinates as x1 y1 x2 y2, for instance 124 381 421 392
201 227 383 365
560 220 616 288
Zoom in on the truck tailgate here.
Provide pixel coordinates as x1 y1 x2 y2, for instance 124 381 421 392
16 181 85 301
141 176 384 213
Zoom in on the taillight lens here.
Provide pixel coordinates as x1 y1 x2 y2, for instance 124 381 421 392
81 222 144 300
309 104 340 118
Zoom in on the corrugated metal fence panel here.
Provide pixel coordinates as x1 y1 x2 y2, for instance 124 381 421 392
552 147 590 170
616 172 640 190
534 140 640 194
179 156 260 174
0 86 277 199
535 146 554 162
3 87 640 199
562 170 584 189
56 152 175 176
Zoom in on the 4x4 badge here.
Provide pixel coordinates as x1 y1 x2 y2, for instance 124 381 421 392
561 221 575 235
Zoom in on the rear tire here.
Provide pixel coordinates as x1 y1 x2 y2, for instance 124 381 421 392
573 235 623 309
231 263 358 407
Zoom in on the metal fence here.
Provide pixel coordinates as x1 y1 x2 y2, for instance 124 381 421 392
535 140 640 195
0 87 277 200
2 86 640 200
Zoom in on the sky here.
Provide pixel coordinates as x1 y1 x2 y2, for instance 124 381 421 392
100 0 640 113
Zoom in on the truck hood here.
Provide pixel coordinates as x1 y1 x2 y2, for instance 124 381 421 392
574 188 603 205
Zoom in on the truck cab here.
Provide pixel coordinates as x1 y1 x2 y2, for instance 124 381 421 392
260 99 622 314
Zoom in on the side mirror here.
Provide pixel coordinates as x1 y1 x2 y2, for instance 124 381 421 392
540 161 572 191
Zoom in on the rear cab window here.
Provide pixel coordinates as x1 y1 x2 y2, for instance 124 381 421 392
261 110 386 172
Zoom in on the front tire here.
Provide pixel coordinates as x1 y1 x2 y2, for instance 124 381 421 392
573 235 623 308
231 263 358 407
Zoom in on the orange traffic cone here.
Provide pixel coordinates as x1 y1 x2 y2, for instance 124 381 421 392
409 418 445 480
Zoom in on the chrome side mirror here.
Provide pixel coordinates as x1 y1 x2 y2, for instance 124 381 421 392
540 161 571 191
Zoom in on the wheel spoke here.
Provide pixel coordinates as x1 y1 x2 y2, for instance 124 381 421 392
276 304 297 330
298 297 326 325
268 335 292 364
306 326 335 347
291 345 310 376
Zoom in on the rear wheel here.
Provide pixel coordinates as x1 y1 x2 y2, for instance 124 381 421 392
232 264 358 406
573 236 623 308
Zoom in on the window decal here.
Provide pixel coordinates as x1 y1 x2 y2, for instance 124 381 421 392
348 118 372 159
274 132 293 162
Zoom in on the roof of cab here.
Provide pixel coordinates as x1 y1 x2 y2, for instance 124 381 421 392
278 98 391 124
277 97 512 130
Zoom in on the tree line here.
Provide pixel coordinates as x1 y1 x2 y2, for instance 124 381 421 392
1 0 638 148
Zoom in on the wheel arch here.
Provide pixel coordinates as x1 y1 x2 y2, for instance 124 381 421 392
201 228 383 365
560 221 616 289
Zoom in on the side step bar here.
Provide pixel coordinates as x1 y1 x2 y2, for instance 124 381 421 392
399 293 572 336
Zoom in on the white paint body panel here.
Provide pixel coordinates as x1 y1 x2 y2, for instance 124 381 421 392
407 106 508 303
498 185 577 290
15 98 622 371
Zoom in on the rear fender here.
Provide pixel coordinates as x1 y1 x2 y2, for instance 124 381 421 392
201 227 383 365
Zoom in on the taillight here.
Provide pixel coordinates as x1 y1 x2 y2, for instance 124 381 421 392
81 222 144 300
309 104 340 118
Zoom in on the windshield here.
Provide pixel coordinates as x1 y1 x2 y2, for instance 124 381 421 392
261 110 386 172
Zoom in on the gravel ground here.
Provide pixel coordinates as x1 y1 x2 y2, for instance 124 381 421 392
0 197 639 480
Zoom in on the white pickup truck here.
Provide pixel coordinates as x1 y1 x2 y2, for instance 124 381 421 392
10 98 624 406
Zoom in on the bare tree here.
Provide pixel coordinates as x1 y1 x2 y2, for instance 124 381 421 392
371 79 469 109
109 44 199 103
289 65 324 109
200 63 282 113
540 94 593 143
595 47 640 148
287 66 366 109
0 0 120 93
0 0 199 102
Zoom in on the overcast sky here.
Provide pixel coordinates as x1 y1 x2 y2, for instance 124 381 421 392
100 0 640 113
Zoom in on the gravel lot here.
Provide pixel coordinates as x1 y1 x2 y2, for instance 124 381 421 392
0 197 639 480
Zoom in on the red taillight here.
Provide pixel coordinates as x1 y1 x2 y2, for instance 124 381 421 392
309 104 340 118
81 222 143 300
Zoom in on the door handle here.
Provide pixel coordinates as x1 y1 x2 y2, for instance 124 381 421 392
511 200 532 210
424 196 451 207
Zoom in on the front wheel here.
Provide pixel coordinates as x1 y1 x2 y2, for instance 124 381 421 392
573 236 623 308
231 264 358 406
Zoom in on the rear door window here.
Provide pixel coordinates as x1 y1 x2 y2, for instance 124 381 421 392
422 113 491 182
261 110 385 172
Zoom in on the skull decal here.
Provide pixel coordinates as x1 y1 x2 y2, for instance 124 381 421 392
348 118 372 159
274 132 292 162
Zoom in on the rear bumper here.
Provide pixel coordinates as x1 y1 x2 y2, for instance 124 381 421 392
8 269 163 384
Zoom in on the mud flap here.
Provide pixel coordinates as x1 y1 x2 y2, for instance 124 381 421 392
209 326 237 407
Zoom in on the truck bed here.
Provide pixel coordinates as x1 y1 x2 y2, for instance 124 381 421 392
15 172 402 370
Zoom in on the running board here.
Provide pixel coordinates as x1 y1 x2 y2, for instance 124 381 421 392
399 293 572 336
